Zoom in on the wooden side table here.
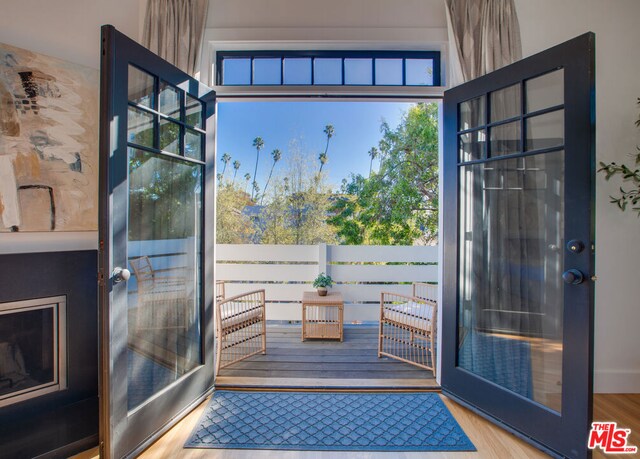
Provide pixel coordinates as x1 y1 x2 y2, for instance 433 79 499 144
301 291 344 341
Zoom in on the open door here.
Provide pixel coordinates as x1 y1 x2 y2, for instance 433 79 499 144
442 33 595 458
98 26 215 458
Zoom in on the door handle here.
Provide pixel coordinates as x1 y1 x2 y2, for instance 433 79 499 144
562 269 584 285
112 267 131 284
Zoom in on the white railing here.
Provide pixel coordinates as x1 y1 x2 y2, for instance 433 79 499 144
127 240 438 323
217 243 438 322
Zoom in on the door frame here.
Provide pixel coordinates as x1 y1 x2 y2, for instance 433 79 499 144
98 25 216 458
441 33 595 458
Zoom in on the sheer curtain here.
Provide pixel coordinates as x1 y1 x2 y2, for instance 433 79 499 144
445 0 522 85
142 0 208 76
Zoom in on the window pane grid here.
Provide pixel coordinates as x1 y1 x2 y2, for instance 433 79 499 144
217 51 441 87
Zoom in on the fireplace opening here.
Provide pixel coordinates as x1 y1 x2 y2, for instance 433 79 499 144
0 296 67 407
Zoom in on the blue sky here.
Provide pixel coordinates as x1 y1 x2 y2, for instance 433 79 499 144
216 101 414 189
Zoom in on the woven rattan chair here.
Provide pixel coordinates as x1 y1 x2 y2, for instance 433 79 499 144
378 282 437 375
215 289 266 375
129 256 190 330
216 280 226 304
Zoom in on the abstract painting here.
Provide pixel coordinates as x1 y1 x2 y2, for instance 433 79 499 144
0 42 98 232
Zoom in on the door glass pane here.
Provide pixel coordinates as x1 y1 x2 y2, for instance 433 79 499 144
159 81 181 119
128 107 155 148
405 59 434 85
253 58 281 85
284 58 311 85
490 84 521 122
185 95 203 129
314 58 342 85
185 129 203 161
526 110 564 151
160 119 181 154
457 151 565 412
526 69 564 113
375 59 402 85
127 148 202 411
223 58 251 85
128 65 155 108
459 130 486 162
459 96 486 131
490 121 521 157
344 58 372 85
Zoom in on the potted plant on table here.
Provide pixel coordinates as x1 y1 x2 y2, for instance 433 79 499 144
313 272 333 296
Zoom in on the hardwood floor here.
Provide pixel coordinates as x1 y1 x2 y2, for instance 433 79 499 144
71 393 640 459
216 324 437 389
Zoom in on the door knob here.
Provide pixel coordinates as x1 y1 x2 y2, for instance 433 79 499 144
562 269 584 285
112 267 131 284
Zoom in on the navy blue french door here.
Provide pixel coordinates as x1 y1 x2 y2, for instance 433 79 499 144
99 25 216 459
442 33 595 458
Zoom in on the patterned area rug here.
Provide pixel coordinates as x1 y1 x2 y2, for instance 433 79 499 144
185 391 475 451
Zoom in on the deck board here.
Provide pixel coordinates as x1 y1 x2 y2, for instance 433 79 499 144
216 324 437 388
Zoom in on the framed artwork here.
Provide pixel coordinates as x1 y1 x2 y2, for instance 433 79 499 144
0 42 98 232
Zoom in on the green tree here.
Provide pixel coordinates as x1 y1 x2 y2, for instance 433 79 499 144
319 124 334 174
251 137 264 200
243 172 251 194
368 146 378 177
220 152 231 177
330 103 439 245
216 184 255 243
261 148 281 205
232 160 241 184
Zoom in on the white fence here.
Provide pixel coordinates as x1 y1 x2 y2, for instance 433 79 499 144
127 241 438 323
217 243 438 322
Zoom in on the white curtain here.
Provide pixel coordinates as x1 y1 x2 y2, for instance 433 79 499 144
142 0 209 76
445 0 522 85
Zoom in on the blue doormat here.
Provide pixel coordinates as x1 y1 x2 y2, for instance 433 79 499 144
185 391 475 451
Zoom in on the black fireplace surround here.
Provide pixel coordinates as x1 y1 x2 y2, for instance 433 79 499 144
0 251 98 459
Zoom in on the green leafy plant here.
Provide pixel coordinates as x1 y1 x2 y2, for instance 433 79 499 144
598 98 640 216
313 272 333 288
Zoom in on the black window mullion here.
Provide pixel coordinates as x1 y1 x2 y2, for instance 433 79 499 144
402 59 407 86
153 76 160 150
485 92 490 160
341 58 345 85
280 57 284 85
372 59 376 86
311 57 315 85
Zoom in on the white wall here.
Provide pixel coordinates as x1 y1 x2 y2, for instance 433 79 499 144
0 0 141 254
516 0 640 393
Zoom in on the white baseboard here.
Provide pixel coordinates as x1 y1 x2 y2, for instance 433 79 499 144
595 369 640 393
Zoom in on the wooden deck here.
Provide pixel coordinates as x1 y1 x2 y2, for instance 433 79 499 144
215 324 438 389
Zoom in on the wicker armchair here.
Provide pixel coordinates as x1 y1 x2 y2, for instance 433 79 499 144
378 282 437 375
215 289 266 375
216 280 226 304
129 256 190 330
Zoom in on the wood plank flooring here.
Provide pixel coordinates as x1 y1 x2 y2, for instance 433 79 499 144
216 324 437 389
72 393 640 459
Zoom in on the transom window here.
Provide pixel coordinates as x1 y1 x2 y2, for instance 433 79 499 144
216 51 441 87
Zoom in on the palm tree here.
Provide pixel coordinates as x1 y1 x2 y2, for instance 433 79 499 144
251 137 264 200
261 149 282 204
368 147 378 177
244 173 251 194
232 160 241 184
318 151 328 174
319 124 334 175
220 153 231 177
